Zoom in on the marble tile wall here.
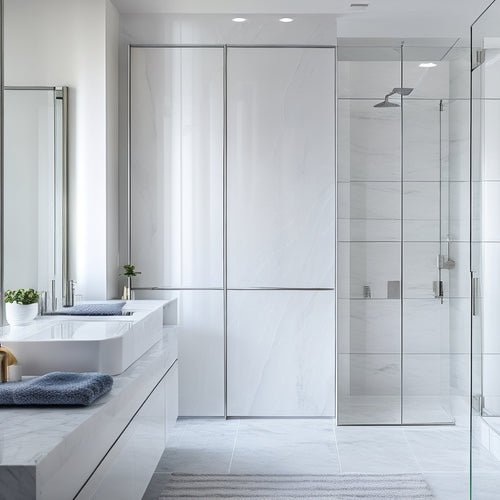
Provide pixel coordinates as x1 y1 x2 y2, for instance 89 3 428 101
227 291 335 417
132 46 336 417
226 47 336 416
130 47 224 290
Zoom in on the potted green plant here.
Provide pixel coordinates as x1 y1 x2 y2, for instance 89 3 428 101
120 265 141 300
4 288 40 326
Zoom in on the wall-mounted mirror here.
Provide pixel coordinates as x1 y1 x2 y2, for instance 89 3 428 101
3 86 68 315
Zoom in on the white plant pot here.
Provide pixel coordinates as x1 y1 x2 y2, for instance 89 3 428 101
5 302 38 326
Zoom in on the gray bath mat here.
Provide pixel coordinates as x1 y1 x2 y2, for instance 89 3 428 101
159 473 435 499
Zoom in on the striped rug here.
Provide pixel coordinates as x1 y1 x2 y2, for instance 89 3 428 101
159 473 435 499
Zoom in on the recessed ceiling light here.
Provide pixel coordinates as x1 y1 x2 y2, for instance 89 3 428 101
232 17 247 23
419 62 437 68
350 3 369 8
279 17 294 23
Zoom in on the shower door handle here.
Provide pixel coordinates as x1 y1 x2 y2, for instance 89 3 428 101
472 275 479 317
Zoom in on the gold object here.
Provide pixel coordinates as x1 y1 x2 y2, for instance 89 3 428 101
0 344 17 383
122 285 131 300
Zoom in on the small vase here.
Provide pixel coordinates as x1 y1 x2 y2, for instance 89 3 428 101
5 302 39 326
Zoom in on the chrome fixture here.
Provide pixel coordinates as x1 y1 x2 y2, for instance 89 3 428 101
374 87 414 108
39 291 48 315
64 280 76 307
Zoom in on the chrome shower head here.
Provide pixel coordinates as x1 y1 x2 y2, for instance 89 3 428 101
392 87 414 96
374 96 400 108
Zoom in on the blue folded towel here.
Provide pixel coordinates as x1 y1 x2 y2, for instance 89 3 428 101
54 302 126 316
0 372 113 406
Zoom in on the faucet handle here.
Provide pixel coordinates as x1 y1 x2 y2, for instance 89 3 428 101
39 291 48 315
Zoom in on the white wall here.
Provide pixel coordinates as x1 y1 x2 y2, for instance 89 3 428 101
106 1 120 299
5 0 119 300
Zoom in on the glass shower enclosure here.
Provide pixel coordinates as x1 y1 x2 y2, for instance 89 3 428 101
471 1 500 496
337 40 470 425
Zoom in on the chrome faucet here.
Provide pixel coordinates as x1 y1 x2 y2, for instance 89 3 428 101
64 280 76 307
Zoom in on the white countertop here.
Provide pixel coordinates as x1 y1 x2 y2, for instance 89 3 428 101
0 299 174 341
0 326 178 499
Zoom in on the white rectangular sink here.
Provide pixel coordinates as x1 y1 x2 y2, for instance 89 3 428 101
0 300 173 376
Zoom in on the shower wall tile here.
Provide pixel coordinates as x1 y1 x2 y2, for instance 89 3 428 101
403 242 440 299
449 298 471 354
336 60 400 99
403 299 450 354
337 353 401 397
447 242 472 299
403 220 440 242
227 291 335 417
484 100 500 180
403 354 450 397
337 219 401 242
448 99 470 182
337 242 401 299
227 47 335 289
337 181 401 220
337 299 400 354
403 182 440 220
337 99 400 182
403 100 441 182
449 181 470 242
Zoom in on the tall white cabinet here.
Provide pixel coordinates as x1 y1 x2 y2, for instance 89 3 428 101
130 45 335 417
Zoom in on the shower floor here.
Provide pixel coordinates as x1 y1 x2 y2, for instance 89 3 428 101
338 395 454 425
143 417 500 499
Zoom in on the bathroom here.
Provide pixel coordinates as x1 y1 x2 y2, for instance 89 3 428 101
0 0 499 498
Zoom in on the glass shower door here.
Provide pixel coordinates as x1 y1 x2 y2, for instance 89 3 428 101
471 2 500 496
337 46 403 425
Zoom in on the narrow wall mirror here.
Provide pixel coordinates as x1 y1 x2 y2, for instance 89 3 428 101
3 86 68 317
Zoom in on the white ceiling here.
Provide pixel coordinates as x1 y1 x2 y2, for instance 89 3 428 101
111 0 491 18
110 0 494 39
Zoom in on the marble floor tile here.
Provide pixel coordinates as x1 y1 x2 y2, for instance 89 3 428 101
156 418 239 474
231 419 339 474
424 472 469 500
144 418 500 499
471 472 500 500
405 429 468 472
335 427 421 473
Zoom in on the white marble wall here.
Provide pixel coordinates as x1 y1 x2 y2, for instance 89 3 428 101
227 291 335 417
131 45 335 417
337 58 458 424
130 47 224 289
226 47 335 416
226 47 335 289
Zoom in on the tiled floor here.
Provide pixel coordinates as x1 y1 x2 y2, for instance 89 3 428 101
143 418 500 499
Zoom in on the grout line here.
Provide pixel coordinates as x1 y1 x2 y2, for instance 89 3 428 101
403 428 425 473
227 419 241 473
172 418 189 448
333 421 343 473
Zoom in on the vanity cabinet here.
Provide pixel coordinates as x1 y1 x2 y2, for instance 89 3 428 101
76 362 178 500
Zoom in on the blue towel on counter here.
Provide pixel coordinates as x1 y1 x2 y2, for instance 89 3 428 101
0 372 113 406
53 301 126 316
